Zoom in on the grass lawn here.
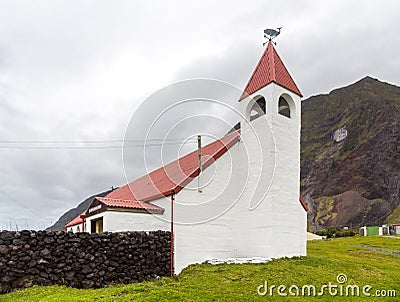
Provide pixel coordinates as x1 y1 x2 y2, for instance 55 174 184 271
1 236 399 301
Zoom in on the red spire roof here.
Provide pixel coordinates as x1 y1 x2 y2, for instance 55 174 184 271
240 42 302 100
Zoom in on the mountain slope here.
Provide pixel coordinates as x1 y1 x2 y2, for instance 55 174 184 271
46 189 113 231
301 76 400 230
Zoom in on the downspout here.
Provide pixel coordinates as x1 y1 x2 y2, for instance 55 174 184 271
80 214 86 232
197 135 202 193
170 190 175 277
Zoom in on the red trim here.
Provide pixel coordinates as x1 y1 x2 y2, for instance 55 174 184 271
65 211 87 228
170 192 175 277
299 196 309 212
80 214 86 232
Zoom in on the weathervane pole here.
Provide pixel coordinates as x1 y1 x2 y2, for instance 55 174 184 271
263 27 282 46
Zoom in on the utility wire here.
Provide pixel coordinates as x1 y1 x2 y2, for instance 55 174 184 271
0 139 197 149
0 138 197 143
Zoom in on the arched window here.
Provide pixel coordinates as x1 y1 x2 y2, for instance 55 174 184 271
278 96 291 118
249 97 266 121
76 225 80 232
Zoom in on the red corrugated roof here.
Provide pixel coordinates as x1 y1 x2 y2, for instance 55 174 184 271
106 131 241 202
95 197 164 213
65 129 306 228
64 132 240 228
65 211 86 228
239 42 302 100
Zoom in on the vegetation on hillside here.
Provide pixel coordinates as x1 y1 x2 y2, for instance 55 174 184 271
387 203 400 224
301 77 400 230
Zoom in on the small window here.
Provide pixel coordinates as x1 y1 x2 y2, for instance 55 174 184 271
278 96 291 118
249 97 266 121
76 225 80 232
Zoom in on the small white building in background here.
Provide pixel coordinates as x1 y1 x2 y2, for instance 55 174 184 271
65 41 308 274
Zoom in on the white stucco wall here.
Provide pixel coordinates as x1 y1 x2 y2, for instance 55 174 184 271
85 210 170 233
66 223 84 233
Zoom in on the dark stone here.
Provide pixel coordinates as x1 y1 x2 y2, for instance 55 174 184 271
26 268 40 275
43 237 55 244
68 237 81 243
40 248 51 257
12 276 33 289
12 239 23 246
64 271 75 281
20 230 31 237
0 245 8 254
38 259 49 264
81 279 94 289
81 265 92 274
0 230 170 293
1 275 12 283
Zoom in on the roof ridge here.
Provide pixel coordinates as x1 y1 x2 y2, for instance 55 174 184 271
105 131 241 202
268 42 275 81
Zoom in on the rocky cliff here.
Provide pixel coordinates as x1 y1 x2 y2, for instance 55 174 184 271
301 76 400 230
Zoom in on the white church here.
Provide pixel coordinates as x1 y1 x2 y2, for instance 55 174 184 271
65 41 308 274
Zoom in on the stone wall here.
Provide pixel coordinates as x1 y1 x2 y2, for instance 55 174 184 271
0 230 170 293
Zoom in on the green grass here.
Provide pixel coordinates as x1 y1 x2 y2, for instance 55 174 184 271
1 236 399 301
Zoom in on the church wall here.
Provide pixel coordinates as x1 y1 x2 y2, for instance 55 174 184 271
153 143 243 274
85 210 169 233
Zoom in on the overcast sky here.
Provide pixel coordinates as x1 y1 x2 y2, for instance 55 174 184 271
0 0 399 229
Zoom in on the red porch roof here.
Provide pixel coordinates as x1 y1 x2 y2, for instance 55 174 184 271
95 197 164 213
65 211 86 228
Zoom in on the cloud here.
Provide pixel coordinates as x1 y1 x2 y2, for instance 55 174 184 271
0 0 399 229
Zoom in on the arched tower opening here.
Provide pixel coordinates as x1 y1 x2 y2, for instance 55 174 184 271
246 95 266 121
278 94 295 119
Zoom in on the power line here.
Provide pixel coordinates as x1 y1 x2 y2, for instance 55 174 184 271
0 139 197 150
0 144 196 150
0 138 197 143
